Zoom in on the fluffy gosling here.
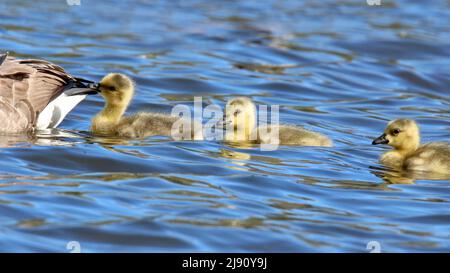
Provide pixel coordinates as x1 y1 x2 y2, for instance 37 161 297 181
223 97 332 147
92 73 202 140
372 119 450 174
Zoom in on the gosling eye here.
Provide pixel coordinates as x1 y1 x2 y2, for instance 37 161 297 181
109 86 117 91
391 129 401 136
234 109 241 116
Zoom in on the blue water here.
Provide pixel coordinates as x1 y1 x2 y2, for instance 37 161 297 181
0 0 449 252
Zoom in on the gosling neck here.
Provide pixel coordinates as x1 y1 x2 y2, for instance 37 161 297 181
394 136 420 157
105 100 128 120
92 101 126 135
92 92 133 135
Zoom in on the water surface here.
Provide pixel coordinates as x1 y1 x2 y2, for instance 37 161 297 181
0 0 449 252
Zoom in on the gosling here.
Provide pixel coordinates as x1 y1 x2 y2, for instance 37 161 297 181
222 97 332 147
372 119 450 174
92 73 202 140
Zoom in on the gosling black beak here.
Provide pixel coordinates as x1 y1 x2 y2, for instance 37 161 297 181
372 133 389 145
65 83 100 96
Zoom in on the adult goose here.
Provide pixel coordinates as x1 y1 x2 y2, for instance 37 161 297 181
0 52 98 133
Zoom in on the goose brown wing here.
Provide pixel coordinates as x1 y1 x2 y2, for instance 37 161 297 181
0 56 90 132
7 58 75 112
0 99 30 132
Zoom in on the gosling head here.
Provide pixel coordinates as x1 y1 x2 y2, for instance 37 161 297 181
98 73 135 107
224 97 257 131
222 97 257 141
372 119 420 151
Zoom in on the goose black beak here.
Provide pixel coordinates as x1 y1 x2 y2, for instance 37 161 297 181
65 83 100 96
372 133 389 145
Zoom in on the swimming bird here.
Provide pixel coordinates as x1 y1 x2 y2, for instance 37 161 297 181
0 52 98 133
91 73 203 140
372 119 450 174
222 97 332 147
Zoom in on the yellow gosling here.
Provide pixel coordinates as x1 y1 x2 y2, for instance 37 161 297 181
223 97 332 147
92 73 202 140
372 119 450 174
